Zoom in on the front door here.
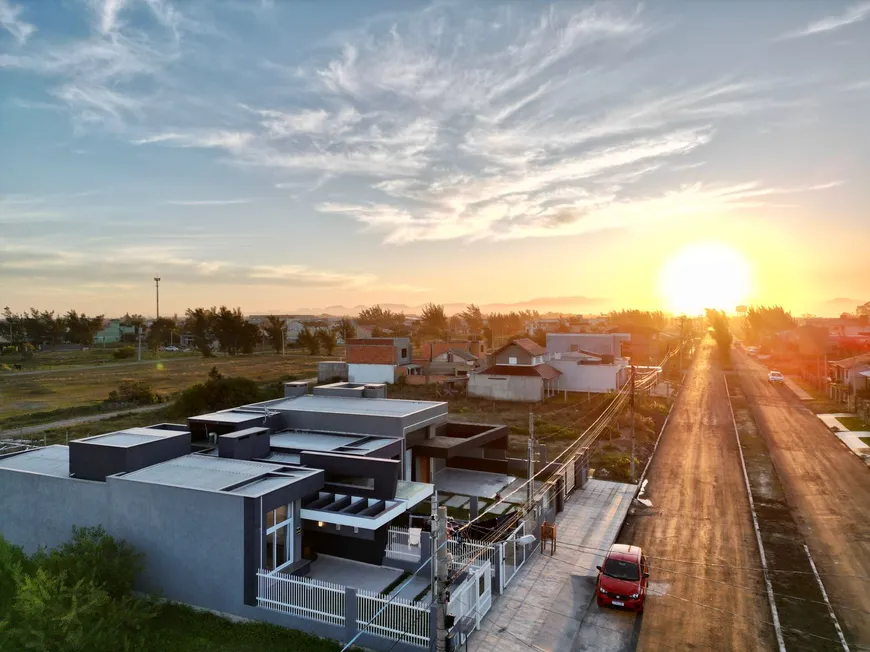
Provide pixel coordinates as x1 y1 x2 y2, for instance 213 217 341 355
265 504 294 572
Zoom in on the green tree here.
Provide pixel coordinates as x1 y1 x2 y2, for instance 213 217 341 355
357 305 406 332
316 328 338 355
607 309 666 332
172 373 264 418
459 304 484 336
331 316 357 342
263 316 286 354
184 308 216 357
65 310 105 346
120 313 147 344
0 308 27 348
146 317 176 352
706 309 733 363
297 326 319 355
742 305 796 345
419 303 448 339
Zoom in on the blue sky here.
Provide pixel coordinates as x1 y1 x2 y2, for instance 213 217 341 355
1 0 869 317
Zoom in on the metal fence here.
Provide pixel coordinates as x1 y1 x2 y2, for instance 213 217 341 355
357 589 431 647
386 526 422 562
448 537 494 573
256 570 345 626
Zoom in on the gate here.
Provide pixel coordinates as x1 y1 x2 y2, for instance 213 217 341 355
448 560 492 630
498 523 527 592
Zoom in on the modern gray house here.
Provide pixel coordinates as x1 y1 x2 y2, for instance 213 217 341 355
0 381 513 651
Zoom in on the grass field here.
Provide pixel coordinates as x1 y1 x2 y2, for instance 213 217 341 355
838 416 870 431
0 351 323 422
148 604 341 652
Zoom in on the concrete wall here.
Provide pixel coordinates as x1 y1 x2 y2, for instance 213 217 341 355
468 374 543 402
550 360 628 393
348 363 396 384
546 333 629 356
318 361 348 382
0 471 110 554
107 477 248 615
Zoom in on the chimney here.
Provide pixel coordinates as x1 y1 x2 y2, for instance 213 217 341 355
283 381 308 398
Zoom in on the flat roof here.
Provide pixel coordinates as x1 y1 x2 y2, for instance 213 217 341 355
120 455 299 492
270 431 395 454
268 394 446 418
0 445 70 478
189 410 266 424
77 432 162 447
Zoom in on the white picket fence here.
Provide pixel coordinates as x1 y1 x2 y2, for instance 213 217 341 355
386 526 422 562
256 568 430 648
357 588 431 647
257 570 345 626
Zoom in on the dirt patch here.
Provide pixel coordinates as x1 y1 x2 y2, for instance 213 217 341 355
726 372 843 652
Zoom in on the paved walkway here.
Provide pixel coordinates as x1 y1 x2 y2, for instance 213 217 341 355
0 404 167 440
818 413 870 464
469 479 636 652
784 376 813 400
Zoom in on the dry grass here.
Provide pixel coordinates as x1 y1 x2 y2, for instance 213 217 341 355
0 352 322 421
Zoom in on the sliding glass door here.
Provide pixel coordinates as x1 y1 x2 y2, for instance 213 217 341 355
264 504 294 573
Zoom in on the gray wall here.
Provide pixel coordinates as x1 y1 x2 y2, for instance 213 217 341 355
107 477 248 615
468 374 543 402
546 333 629 356
0 471 110 554
494 343 533 365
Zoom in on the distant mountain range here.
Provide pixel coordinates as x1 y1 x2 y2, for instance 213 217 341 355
251 295 608 318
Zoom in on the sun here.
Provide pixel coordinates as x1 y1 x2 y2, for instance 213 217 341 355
659 242 752 315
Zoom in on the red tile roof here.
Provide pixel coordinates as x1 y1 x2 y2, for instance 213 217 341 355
479 363 562 380
493 338 547 357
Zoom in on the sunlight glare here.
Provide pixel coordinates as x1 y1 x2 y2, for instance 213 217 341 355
659 243 752 315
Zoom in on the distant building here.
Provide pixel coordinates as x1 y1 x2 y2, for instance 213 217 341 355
94 319 136 345
468 338 561 402
346 337 417 384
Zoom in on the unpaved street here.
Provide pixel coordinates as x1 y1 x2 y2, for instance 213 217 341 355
619 341 772 651
735 350 870 648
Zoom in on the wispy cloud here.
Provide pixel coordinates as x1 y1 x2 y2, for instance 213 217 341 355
88 0 127 35
778 1 870 40
0 0 35 44
163 198 252 206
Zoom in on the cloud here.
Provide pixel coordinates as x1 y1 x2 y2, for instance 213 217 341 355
0 243 381 291
778 1 870 39
89 0 127 35
163 198 253 206
133 130 254 152
0 0 34 44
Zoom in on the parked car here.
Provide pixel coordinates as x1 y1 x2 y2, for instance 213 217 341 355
768 370 785 383
596 544 649 612
164 345 180 352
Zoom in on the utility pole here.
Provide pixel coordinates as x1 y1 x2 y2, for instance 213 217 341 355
435 504 449 652
630 365 636 483
137 326 142 362
527 411 535 506
153 277 161 319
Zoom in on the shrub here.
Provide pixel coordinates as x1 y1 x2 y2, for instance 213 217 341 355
0 528 154 652
33 526 143 599
172 375 263 419
1 345 17 357
107 381 162 406
113 346 136 360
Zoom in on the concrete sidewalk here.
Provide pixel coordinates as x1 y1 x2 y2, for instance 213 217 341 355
469 480 635 652
818 413 870 465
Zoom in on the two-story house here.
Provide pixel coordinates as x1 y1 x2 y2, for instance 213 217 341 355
468 338 561 402
346 337 416 384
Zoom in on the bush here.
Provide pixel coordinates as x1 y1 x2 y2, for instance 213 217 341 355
113 346 136 360
33 526 143 599
1 345 17 357
107 381 162 406
0 528 154 652
172 375 263 419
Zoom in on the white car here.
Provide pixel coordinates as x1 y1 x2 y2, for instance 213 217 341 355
164 345 180 352
768 371 785 384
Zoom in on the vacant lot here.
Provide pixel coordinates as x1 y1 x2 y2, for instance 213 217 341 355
0 352 322 422
389 383 667 480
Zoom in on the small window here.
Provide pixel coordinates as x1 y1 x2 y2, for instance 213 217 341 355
508 356 517 365
479 574 486 596
401 348 408 358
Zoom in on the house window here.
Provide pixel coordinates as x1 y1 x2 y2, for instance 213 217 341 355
264 503 295 573
570 345 578 352
401 348 408 358
508 357 518 365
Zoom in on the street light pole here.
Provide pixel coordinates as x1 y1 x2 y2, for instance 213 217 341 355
153 277 161 319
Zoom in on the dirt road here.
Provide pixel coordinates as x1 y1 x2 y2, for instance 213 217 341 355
0 404 167 439
735 349 870 647
619 340 772 651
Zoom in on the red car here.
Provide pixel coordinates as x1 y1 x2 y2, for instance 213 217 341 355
596 544 649 612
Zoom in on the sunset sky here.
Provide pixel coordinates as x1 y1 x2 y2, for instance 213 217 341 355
1 0 868 318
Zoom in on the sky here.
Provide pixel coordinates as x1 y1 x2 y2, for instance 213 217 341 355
1 0 869 318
